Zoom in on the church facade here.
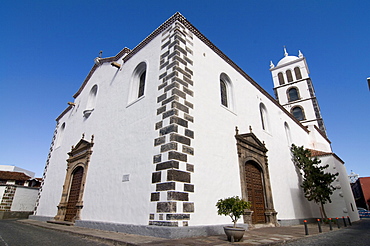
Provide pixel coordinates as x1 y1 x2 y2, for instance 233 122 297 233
32 13 359 237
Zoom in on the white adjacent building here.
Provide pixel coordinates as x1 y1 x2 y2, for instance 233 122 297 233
0 165 41 219
32 13 358 238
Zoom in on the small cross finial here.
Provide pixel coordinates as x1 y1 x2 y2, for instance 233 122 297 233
99 51 103 58
298 50 303 58
82 133 85 139
284 46 288 57
235 126 239 135
249 126 253 133
91 134 94 143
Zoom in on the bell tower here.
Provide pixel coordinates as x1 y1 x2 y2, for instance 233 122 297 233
270 48 327 136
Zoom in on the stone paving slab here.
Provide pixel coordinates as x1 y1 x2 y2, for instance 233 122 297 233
18 219 348 245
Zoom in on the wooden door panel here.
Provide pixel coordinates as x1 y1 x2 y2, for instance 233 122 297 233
245 163 266 224
65 167 83 222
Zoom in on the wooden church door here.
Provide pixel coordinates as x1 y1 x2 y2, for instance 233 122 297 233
65 166 84 222
245 161 266 224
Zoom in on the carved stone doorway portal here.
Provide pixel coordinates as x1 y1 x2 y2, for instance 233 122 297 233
235 131 277 226
54 135 94 222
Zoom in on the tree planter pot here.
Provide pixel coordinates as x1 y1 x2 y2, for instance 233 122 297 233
223 226 245 242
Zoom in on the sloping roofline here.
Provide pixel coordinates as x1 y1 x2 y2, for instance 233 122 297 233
56 12 310 134
309 149 344 164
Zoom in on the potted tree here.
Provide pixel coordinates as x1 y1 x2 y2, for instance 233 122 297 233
216 196 251 242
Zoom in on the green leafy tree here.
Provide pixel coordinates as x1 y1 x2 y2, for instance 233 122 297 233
216 196 251 227
291 144 338 219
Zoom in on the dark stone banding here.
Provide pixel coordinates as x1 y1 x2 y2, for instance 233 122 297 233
162 95 179 106
156 182 176 191
184 184 194 192
153 154 161 164
183 202 194 212
186 163 194 172
152 172 161 183
185 129 194 139
160 51 169 59
157 93 167 103
155 121 163 130
172 88 186 99
171 101 189 113
168 151 187 162
151 192 160 201
170 116 188 128
157 202 177 213
170 133 191 145
162 109 179 119
167 169 190 183
154 136 166 146
161 142 178 152
183 87 194 97
182 145 194 155
164 82 180 93
156 160 179 171
157 106 166 115
159 124 178 136
168 191 188 201
160 60 169 70
166 214 190 220
149 221 178 227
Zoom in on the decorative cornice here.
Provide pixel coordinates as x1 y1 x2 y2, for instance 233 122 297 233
235 133 268 153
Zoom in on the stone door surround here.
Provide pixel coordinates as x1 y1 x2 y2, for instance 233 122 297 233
235 129 278 227
54 135 94 222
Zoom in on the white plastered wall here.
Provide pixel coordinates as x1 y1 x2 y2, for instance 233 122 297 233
11 187 39 211
36 34 163 225
188 34 331 226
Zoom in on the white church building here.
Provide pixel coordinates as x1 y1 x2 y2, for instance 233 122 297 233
32 13 359 238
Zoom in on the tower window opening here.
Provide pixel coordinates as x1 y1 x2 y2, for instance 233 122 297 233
288 87 299 102
278 72 285 85
292 106 305 121
286 70 293 82
294 67 302 80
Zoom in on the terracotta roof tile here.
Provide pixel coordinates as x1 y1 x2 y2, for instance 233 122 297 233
308 149 332 157
0 171 31 181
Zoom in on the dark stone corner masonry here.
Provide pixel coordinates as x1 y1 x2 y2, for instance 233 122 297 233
150 20 195 227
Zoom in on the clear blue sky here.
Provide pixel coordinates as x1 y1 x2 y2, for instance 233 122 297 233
1 0 369 178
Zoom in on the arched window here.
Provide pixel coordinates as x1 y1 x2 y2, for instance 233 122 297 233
286 70 293 82
138 71 146 98
55 122 66 147
220 79 228 107
128 62 147 104
287 87 299 102
284 122 292 145
86 85 98 109
84 85 98 117
260 103 269 131
219 73 233 110
278 72 285 85
291 106 305 121
294 67 302 80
